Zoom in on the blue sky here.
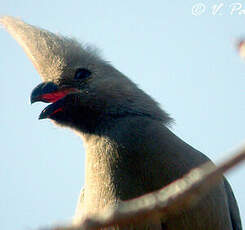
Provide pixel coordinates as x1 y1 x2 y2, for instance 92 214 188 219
1 1 245 229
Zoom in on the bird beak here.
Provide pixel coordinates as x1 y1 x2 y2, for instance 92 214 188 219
31 82 77 119
31 82 59 104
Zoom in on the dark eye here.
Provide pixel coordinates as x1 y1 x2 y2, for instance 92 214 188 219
74 68 92 80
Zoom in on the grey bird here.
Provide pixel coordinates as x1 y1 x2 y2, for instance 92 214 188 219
1 16 242 230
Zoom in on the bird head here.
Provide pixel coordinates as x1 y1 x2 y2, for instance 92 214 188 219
1 16 172 133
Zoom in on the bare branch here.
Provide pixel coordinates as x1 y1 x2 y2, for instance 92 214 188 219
48 144 245 230
238 39 245 59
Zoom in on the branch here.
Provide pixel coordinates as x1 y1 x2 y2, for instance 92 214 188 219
48 144 245 230
238 39 245 58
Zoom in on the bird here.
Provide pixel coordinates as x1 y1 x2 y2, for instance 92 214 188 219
0 16 242 230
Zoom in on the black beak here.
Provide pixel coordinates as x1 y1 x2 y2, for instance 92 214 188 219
38 98 66 120
30 82 59 104
30 82 77 120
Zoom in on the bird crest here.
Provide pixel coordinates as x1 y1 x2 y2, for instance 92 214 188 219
0 16 99 83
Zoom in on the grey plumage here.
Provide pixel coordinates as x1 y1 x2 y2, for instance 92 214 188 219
1 16 242 230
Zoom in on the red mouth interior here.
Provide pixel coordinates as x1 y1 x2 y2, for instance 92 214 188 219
40 88 77 103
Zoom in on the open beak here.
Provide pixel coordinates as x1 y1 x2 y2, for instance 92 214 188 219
31 82 77 119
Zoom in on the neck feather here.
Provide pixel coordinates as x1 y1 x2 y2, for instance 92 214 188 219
77 116 165 214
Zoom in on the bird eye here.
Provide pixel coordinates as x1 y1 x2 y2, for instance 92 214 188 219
74 68 92 80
